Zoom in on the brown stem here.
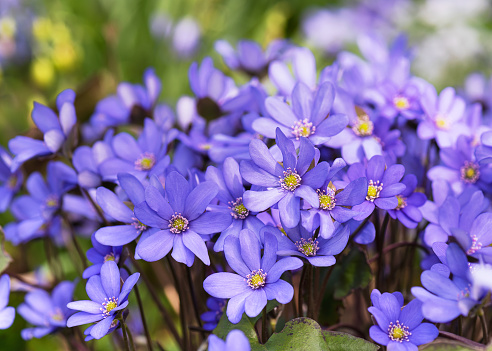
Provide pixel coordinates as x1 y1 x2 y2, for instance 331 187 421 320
368 242 430 264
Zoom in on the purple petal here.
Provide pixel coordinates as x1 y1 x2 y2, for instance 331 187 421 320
399 299 423 330
302 162 329 189
261 232 278 273
263 279 294 304
278 192 300 228
67 312 103 327
224 236 250 277
90 315 115 339
145 185 173 219
95 225 140 246
311 81 335 126
165 171 191 213
182 230 210 265
32 102 59 133
136 229 174 262
267 257 303 282
67 301 102 314
96 187 133 223
203 273 250 299
265 97 298 126
0 307 15 329
119 273 140 303
184 181 218 221
100 261 120 298
244 289 267 318
189 211 232 235
86 275 107 303
369 325 389 346
226 290 251 324
243 188 285 212
408 323 439 345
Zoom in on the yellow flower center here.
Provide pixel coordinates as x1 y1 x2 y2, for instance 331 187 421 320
393 96 410 110
367 186 378 198
105 301 117 313
392 327 405 340
134 152 156 171
352 114 374 136
435 115 449 130
279 169 301 191
246 269 267 289
169 213 189 234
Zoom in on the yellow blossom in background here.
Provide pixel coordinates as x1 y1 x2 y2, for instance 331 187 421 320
0 17 16 39
30 57 55 87
52 42 78 71
32 17 52 42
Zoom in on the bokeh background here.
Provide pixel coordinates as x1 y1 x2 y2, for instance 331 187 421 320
1 0 491 349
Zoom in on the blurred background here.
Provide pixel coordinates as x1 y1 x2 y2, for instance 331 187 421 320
1 0 492 349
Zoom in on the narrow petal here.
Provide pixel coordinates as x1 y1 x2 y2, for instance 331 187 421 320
119 273 140 303
184 181 218 221
240 229 261 271
100 261 120 298
189 211 232 234
165 171 191 214
96 187 133 223
243 188 285 212
224 236 250 277
90 316 115 340
95 225 140 247
67 312 103 327
278 192 300 228
263 280 294 304
267 257 303 282
66 301 102 314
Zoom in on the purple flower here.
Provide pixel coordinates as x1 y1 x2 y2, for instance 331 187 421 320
203 229 303 323
0 275 15 329
252 82 348 145
387 174 426 229
201 297 226 331
347 155 406 220
85 68 161 140
301 158 367 238
0 146 22 212
428 135 492 195
215 39 289 77
83 233 124 279
95 173 157 248
67 261 140 340
205 157 265 251
451 212 492 263
241 129 328 228
368 289 438 350
273 223 350 266
18 280 76 339
208 330 251 351
422 188 487 246
7 161 77 243
135 171 231 266
417 86 468 148
377 76 423 121
99 118 170 182
72 130 114 189
412 243 481 323
9 89 77 171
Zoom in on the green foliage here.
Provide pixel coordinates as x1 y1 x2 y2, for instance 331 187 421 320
213 315 378 351
0 227 12 274
319 246 372 325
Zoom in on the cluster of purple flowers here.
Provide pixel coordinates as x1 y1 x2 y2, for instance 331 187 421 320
1 28 492 350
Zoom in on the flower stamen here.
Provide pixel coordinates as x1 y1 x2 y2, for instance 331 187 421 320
100 297 119 318
295 238 319 257
460 161 480 184
292 119 315 140
366 180 383 201
168 213 189 234
134 152 156 171
246 269 267 289
279 168 301 191
388 320 411 342
228 197 249 219
352 114 374 136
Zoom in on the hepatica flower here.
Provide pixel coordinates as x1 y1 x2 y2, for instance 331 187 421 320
18 281 76 339
99 118 170 182
0 146 22 212
208 329 251 351
83 233 123 279
301 158 367 238
201 297 226 331
205 156 265 251
95 173 157 247
273 223 350 266
67 261 140 340
241 129 328 228
417 86 468 148
368 289 438 350
412 243 481 323
252 81 348 145
0 275 15 329
135 171 232 266
348 155 406 220
9 89 77 171
203 229 303 323
387 174 426 229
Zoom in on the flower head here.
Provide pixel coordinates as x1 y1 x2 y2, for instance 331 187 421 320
67 261 140 340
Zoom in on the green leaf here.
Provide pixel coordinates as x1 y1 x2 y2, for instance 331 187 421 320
323 331 379 351
213 309 266 351
249 300 279 324
0 227 12 274
265 317 328 351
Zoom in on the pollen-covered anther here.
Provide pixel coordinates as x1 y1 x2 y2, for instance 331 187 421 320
245 269 267 289
318 187 336 210
467 235 483 255
393 96 410 110
100 296 119 317
168 213 189 234
134 152 156 171
228 197 249 219
352 114 374 136
366 180 383 201
395 195 407 210
388 320 411 342
295 238 319 257
131 216 147 234
279 168 301 191
104 252 119 263
460 161 480 184
291 118 316 140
